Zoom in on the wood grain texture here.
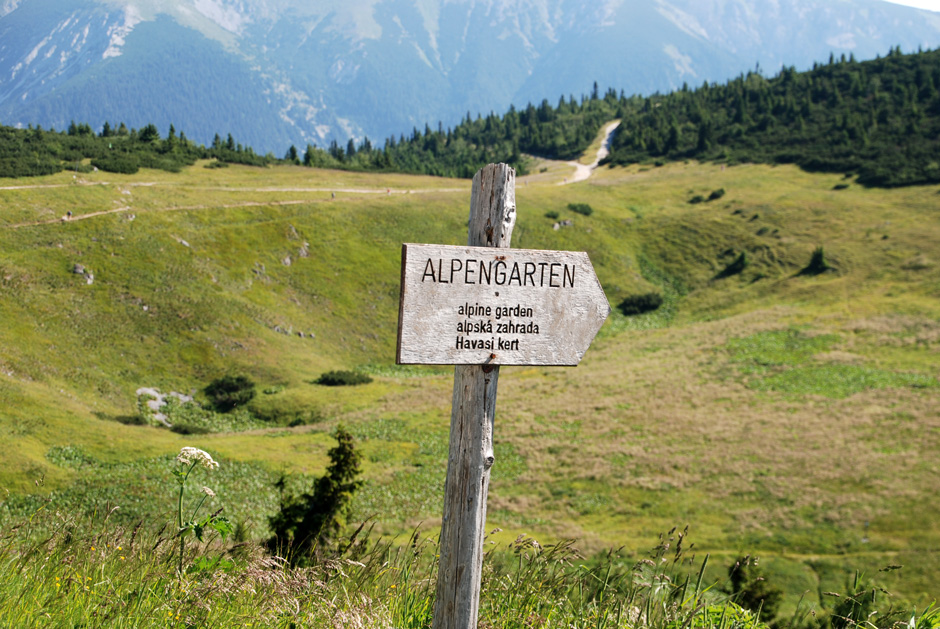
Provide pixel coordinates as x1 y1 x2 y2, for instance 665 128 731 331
432 163 515 629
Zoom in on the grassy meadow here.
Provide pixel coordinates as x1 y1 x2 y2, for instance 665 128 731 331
1 145 938 623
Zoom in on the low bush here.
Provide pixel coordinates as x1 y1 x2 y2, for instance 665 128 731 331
689 194 706 204
617 292 664 316
545 210 560 219
727 556 783 622
170 423 211 435
799 246 833 276
708 188 726 201
0 156 62 177
91 154 140 174
114 414 147 426
205 375 256 412
315 370 373 386
567 203 594 216
716 251 749 278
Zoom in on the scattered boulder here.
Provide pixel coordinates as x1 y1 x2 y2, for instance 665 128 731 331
135 387 194 427
72 263 94 284
272 323 314 339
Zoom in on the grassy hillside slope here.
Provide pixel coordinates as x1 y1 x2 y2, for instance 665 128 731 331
1 153 938 614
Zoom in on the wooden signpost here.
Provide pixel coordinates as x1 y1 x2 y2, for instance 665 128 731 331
397 244 609 366
396 163 610 629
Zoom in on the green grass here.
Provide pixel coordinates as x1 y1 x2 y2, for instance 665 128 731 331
727 329 840 366
749 363 938 397
1 151 940 618
0 505 793 629
726 328 939 397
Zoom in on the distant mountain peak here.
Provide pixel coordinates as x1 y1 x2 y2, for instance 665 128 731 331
2 0 940 154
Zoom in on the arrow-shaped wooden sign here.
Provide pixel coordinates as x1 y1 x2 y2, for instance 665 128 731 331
397 243 610 366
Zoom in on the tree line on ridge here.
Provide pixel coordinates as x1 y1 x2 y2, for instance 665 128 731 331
0 47 937 187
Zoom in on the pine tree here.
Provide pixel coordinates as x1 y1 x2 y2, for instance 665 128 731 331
286 144 299 164
267 427 363 563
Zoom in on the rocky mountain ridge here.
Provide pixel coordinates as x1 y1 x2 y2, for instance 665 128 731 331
2 0 939 153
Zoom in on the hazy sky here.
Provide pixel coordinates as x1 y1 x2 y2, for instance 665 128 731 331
883 0 940 10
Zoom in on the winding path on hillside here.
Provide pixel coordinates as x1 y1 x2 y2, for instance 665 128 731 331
560 120 620 185
2 184 468 229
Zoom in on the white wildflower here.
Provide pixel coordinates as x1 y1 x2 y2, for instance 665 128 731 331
176 447 219 470
201 486 216 497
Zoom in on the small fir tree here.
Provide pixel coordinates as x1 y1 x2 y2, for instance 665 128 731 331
267 426 363 563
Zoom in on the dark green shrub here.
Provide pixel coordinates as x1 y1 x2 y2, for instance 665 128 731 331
799 246 833 276
249 390 326 426
708 188 726 201
267 426 364 563
617 292 664 316
829 572 890 629
727 556 782 622
545 210 560 219
0 157 62 177
833 183 850 190
567 203 594 216
170 423 211 435
689 195 706 204
115 414 147 426
716 252 748 278
315 371 373 386
137 154 185 173
205 375 256 412
91 154 140 174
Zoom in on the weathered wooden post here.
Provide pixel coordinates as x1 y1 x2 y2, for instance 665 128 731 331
396 162 609 628
432 163 515 628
